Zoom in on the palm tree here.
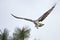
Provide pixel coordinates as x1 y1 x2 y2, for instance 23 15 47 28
0 28 9 40
13 27 30 40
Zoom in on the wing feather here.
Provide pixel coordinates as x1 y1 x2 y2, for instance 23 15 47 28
37 4 56 22
11 14 34 22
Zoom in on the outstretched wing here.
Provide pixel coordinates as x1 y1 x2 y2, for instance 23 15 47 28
37 4 56 22
11 14 34 22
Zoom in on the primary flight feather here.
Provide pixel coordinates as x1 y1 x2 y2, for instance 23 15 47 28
11 4 56 29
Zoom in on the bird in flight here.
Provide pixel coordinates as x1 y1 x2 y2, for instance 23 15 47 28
11 4 56 29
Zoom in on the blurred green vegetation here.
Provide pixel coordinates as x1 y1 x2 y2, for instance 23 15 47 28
13 27 30 40
0 27 30 40
0 27 39 40
0 28 9 40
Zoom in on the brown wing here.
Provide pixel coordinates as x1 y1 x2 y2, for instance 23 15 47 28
11 14 34 22
37 4 56 22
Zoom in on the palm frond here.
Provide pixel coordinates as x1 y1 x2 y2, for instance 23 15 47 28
13 27 30 40
0 28 9 40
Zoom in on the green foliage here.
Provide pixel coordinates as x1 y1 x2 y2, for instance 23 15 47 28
13 27 30 40
0 28 9 40
0 27 39 40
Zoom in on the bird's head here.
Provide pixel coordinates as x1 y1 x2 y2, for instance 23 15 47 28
38 23 44 27
35 23 44 29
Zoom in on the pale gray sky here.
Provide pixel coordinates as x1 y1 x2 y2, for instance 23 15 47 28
0 0 60 40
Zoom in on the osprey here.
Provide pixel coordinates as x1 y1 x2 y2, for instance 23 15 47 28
11 4 56 29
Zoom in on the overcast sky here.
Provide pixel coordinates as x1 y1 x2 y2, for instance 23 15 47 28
0 0 60 40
